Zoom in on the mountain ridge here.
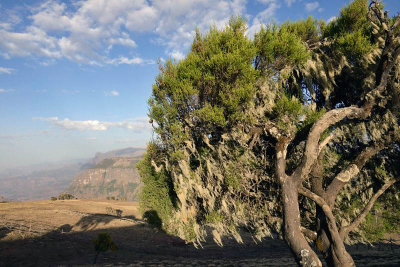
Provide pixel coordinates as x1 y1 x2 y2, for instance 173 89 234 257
0 147 145 201
65 155 143 201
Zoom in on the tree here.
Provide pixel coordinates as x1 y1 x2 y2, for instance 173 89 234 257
138 1 400 266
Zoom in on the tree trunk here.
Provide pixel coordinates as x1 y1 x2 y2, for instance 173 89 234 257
281 178 322 267
315 207 354 267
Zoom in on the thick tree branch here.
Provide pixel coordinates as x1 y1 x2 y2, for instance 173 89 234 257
292 45 400 186
292 106 367 183
325 144 385 207
310 149 326 197
299 186 354 266
339 179 397 239
318 134 334 155
276 136 290 182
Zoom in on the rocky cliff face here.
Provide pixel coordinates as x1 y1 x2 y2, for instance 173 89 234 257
66 157 142 201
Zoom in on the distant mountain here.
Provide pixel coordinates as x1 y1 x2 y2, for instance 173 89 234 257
80 147 145 170
0 162 85 201
0 147 145 201
65 156 143 201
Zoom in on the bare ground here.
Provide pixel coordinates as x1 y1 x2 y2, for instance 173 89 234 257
0 200 399 266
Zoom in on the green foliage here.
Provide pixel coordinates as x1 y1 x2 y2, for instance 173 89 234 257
57 193 75 200
254 20 311 73
183 219 197 241
324 0 373 61
282 16 325 43
50 196 57 201
301 108 326 130
137 144 176 230
149 15 257 144
271 95 304 131
224 163 242 190
140 0 400 251
94 232 118 253
205 211 224 224
194 103 226 127
361 201 400 242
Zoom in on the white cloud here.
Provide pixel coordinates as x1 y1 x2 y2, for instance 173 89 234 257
105 90 119 96
247 0 280 38
34 117 151 132
107 56 155 65
0 0 249 65
305 2 320 12
0 89 9 93
327 16 337 23
170 51 185 61
0 67 14 74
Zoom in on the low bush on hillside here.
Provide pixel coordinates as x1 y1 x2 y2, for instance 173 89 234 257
57 193 76 200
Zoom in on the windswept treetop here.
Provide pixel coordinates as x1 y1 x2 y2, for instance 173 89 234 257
139 1 400 266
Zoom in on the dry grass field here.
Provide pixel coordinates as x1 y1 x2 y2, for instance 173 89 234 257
0 200 399 266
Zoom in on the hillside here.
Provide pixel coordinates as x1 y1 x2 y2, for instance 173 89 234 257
66 157 142 201
82 147 145 168
0 147 145 201
0 200 399 266
0 162 85 201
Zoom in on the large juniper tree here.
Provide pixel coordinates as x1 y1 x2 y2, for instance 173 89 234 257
138 1 400 266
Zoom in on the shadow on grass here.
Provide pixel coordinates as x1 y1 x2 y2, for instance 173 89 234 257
0 213 399 266
0 227 11 239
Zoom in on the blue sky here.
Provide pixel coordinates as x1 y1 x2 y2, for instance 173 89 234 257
0 0 399 169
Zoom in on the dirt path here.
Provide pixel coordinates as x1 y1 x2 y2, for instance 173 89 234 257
1 200 399 266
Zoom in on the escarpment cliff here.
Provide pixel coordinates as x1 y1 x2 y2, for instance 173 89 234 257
66 157 142 200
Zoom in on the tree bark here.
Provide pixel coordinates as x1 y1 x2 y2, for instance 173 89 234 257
276 137 322 266
281 178 322 267
300 187 355 267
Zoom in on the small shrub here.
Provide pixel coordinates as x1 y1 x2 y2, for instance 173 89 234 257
50 197 57 201
93 232 118 263
57 193 75 200
105 207 123 217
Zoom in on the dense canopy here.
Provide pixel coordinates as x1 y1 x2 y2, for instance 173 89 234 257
138 1 400 266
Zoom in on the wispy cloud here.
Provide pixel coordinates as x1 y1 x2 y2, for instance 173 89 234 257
105 90 119 96
107 56 155 65
34 117 151 132
305 2 320 12
169 51 185 61
0 88 12 93
0 67 14 74
248 0 280 38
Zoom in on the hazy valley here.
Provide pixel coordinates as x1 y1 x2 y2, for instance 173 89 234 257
0 147 145 201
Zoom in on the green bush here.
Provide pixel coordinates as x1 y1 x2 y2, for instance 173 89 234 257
93 232 118 263
137 144 176 231
57 193 75 200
